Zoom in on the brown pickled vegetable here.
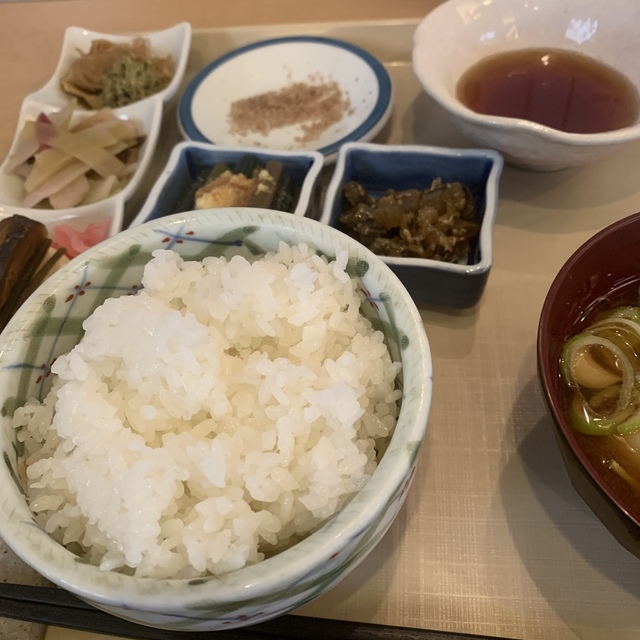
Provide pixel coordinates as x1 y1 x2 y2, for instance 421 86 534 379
338 179 479 262
61 38 174 109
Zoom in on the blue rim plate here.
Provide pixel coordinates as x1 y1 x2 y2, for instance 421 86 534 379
178 36 393 164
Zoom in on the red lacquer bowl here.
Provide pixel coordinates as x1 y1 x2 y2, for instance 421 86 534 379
537 211 640 557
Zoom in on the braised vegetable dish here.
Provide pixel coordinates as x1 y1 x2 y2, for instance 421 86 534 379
171 155 300 214
338 178 479 262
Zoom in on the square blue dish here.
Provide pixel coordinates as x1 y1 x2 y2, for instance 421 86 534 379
319 142 504 309
131 141 325 226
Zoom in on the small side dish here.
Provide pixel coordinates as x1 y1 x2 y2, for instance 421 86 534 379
25 23 191 111
0 97 162 257
177 154 300 213
320 142 503 309
0 25 181 263
339 178 479 262
131 142 324 226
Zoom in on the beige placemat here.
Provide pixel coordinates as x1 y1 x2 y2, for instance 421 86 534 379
14 20 640 640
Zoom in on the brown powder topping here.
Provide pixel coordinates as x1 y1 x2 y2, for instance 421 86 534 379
228 80 352 143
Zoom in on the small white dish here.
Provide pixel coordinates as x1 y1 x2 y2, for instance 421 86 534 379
178 36 393 164
0 97 163 252
413 0 640 171
27 22 192 110
130 141 325 227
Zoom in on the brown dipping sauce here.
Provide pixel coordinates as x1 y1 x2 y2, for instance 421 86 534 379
456 48 640 134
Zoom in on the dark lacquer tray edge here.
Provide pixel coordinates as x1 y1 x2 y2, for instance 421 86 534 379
1 584 506 640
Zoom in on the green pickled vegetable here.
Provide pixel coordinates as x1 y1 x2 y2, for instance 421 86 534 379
101 52 169 108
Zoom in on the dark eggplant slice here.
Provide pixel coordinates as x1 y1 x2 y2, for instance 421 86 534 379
272 173 298 213
0 216 49 311
0 216 69 332
249 160 283 210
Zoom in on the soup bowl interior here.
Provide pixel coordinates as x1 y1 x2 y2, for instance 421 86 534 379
537 211 640 558
0 208 431 630
413 0 640 170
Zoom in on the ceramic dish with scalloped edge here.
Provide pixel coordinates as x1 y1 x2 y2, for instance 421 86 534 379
27 22 191 111
0 97 163 256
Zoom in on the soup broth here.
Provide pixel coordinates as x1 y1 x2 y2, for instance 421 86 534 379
457 48 640 134
561 277 640 519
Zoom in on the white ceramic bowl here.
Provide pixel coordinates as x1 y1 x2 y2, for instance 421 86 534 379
0 209 431 631
28 23 192 110
0 98 163 253
178 36 393 164
413 0 640 171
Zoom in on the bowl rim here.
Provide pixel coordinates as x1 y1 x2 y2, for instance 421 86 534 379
0 208 432 610
177 35 393 161
412 0 640 146
319 141 504 274
537 211 640 529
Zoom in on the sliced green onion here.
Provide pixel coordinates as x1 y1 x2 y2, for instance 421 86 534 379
560 334 634 415
601 306 640 324
590 317 640 350
568 393 633 436
614 404 640 436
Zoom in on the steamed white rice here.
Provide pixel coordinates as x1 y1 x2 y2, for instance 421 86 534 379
14 243 401 579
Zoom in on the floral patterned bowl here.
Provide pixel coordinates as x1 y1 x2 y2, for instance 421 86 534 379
0 208 431 631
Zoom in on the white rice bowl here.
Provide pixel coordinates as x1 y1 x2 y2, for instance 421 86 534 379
0 209 431 631
13 243 401 579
